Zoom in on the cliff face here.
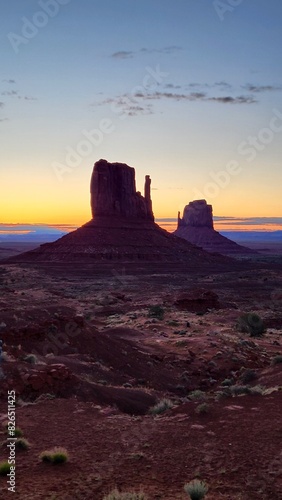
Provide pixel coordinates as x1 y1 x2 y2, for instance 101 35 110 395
175 200 255 256
90 159 154 221
178 200 213 228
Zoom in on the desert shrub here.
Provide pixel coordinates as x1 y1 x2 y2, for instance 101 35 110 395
148 305 164 320
23 354 38 365
40 451 53 463
230 385 251 396
240 369 258 384
215 388 232 400
40 447 68 464
188 390 206 401
236 313 266 337
184 479 208 499
221 378 233 386
195 403 210 415
248 385 265 395
0 461 11 476
271 355 282 366
14 427 24 437
15 438 30 450
103 490 147 500
149 398 174 415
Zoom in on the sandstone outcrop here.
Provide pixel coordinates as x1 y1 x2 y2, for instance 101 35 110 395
175 200 255 255
4 162 231 265
90 159 154 220
178 200 213 229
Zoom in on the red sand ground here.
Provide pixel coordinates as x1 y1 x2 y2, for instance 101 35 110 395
0 262 282 499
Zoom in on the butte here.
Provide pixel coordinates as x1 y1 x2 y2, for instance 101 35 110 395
174 199 255 255
4 160 232 266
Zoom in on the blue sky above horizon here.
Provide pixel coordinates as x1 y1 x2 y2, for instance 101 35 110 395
1 0 282 224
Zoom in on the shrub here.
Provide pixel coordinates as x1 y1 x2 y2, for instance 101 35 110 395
14 427 24 437
40 447 68 464
221 378 233 386
40 451 53 463
184 479 208 499
23 354 38 365
148 305 164 320
15 438 30 450
240 369 258 384
230 385 250 396
103 490 147 500
195 403 210 415
248 385 265 395
236 313 266 337
215 388 231 400
271 355 282 366
149 398 174 415
188 390 206 401
0 461 11 476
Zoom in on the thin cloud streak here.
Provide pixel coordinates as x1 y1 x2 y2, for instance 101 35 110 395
1 90 18 96
242 83 282 93
111 46 183 59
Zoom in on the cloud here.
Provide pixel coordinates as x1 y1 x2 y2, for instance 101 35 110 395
23 96 37 101
133 91 256 104
214 81 232 90
2 79 15 84
127 104 153 116
15 95 37 101
97 95 154 116
216 217 282 226
0 102 4 108
165 83 182 90
111 46 183 59
186 81 232 91
0 118 8 122
1 90 18 96
95 83 257 118
140 46 183 55
207 95 257 104
111 51 134 59
242 84 282 93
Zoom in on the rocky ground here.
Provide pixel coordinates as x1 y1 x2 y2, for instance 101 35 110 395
0 260 282 499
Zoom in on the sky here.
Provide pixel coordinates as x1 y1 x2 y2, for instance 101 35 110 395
1 0 282 225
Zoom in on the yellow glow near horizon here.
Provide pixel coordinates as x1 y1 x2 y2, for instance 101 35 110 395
1 167 282 224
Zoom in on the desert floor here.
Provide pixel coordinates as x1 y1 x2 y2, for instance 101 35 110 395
0 258 282 499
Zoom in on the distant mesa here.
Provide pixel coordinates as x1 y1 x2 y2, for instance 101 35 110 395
3 160 230 265
174 199 255 255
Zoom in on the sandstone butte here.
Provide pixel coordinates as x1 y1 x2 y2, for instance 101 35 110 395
174 199 255 255
5 160 233 264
